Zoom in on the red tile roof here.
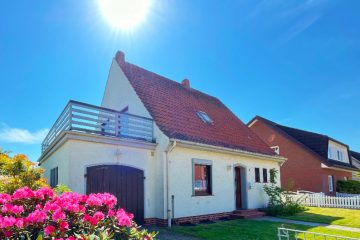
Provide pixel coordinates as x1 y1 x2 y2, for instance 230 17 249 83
115 51 275 156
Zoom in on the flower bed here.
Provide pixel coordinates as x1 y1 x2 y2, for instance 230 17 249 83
0 187 155 239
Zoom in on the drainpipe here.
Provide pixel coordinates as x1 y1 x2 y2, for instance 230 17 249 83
165 140 176 227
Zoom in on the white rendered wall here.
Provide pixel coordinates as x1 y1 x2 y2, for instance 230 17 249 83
41 142 70 187
168 146 281 218
101 59 170 219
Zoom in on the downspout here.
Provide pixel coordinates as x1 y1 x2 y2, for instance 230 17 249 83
165 140 176 227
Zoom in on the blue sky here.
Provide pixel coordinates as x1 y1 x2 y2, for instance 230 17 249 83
0 0 359 161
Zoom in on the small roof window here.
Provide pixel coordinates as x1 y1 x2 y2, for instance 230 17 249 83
197 111 213 124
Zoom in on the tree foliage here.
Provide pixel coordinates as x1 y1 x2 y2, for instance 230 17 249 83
0 149 47 194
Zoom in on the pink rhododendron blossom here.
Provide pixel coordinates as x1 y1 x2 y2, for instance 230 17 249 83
0 194 11 204
93 211 104 221
44 225 56 235
52 209 66 221
15 218 24 228
4 230 12 237
116 209 133 227
12 187 34 199
0 216 16 228
0 187 153 239
35 187 55 200
25 210 47 224
59 221 69 231
108 209 115 217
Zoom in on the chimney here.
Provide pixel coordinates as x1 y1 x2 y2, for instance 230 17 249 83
181 78 190 88
115 51 125 63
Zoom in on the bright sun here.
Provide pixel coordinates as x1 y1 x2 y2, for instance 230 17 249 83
98 0 151 30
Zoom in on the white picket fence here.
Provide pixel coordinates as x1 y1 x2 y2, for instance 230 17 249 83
291 193 360 209
336 192 360 198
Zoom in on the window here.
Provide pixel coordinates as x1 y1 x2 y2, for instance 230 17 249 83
50 167 58 188
255 168 260 183
193 159 212 196
263 168 268 183
271 146 280 155
196 111 213 124
328 175 334 192
344 176 348 181
337 150 343 161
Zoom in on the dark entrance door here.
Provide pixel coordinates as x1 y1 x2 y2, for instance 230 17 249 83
86 165 144 224
235 167 242 209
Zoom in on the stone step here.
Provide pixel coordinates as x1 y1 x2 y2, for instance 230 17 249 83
230 210 266 219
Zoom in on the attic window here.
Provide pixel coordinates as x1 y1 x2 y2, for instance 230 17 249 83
197 111 213 124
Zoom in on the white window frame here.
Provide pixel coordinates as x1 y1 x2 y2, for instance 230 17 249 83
192 159 213 196
271 146 280 155
328 175 334 192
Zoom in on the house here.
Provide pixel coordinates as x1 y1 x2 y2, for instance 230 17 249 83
248 116 358 195
39 51 285 226
350 151 360 181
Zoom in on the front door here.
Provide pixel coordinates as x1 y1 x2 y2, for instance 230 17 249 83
235 167 242 209
86 165 145 224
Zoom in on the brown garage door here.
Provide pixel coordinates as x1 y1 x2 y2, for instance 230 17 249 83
86 165 144 224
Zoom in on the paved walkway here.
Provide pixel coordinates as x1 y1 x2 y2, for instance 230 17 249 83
147 227 201 240
256 216 360 233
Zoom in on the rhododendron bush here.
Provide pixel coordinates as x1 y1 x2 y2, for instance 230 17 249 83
0 187 156 239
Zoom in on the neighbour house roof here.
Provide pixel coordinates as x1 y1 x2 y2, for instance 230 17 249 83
114 51 276 157
248 116 358 171
351 151 360 161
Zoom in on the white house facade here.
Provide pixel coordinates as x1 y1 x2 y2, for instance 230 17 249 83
39 51 285 226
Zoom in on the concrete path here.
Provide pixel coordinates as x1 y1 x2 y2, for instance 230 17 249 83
256 216 360 233
148 227 201 240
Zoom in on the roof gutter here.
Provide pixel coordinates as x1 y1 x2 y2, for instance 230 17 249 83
170 138 286 163
321 163 358 173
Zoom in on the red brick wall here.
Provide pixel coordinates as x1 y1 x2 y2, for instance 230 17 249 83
249 120 352 196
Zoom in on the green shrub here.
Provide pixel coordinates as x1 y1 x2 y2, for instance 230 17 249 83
337 180 360 194
53 184 72 195
264 168 305 216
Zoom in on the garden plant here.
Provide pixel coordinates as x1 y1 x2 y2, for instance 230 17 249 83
0 186 156 239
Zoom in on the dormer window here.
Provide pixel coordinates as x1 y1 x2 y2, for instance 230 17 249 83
197 111 213 124
337 150 343 161
271 146 280 155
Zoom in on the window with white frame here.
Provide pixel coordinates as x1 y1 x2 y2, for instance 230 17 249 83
337 150 343 161
271 146 280 155
328 175 334 192
192 159 212 196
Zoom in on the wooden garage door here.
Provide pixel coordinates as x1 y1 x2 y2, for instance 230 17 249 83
86 165 144 224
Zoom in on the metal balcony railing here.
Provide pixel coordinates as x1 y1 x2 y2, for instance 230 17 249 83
41 100 154 153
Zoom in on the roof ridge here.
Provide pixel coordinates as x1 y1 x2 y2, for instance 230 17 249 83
120 60 222 103
255 116 328 139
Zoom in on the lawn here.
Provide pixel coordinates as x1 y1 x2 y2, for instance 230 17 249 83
279 207 360 228
172 219 360 240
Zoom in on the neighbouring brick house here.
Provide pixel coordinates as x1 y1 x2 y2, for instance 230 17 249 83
248 116 358 196
351 151 360 181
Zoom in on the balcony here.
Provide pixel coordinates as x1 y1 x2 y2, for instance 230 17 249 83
41 100 154 153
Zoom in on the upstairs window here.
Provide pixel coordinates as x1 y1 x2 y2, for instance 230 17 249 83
271 146 280 155
255 168 260 183
337 150 344 161
197 111 213 124
263 168 268 183
50 167 58 188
